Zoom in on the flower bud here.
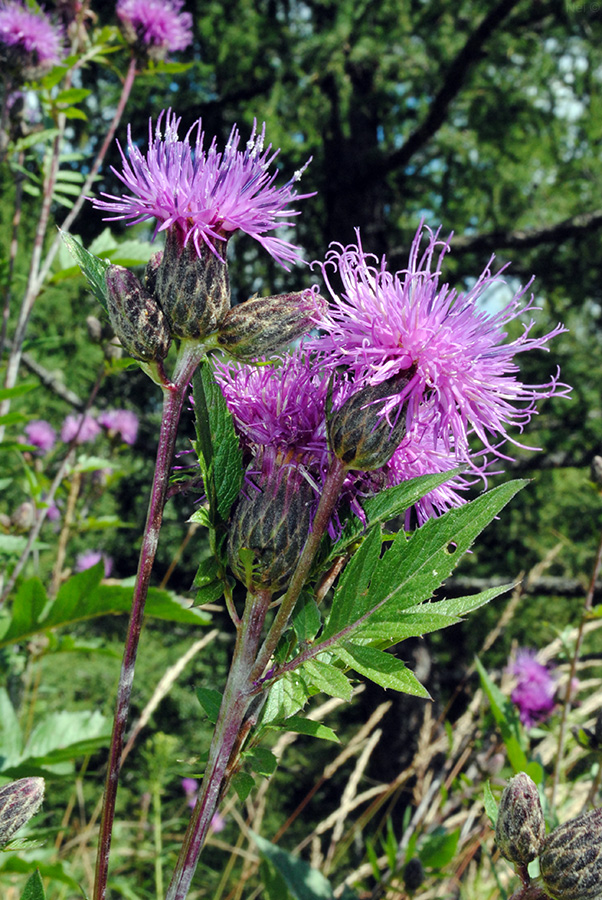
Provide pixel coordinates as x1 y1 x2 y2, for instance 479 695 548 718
154 230 231 339
106 265 171 361
0 777 45 846
227 456 315 593
539 808 602 900
217 290 326 360
328 372 410 471
495 772 546 866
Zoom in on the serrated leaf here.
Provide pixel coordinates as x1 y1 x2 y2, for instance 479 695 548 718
334 643 430 697
250 831 336 900
271 715 339 743
321 526 382 641
321 482 526 650
196 687 222 724
328 470 464 562
59 231 110 312
302 658 352 702
261 672 311 725
193 362 243 525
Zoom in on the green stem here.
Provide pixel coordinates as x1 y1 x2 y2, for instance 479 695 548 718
165 590 272 900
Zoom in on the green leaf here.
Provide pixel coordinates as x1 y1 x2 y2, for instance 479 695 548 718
20 870 45 900
302 658 352 702
244 747 278 776
232 771 255 802
418 827 460 868
0 383 37 402
193 361 243 524
261 672 311 725
55 87 91 103
251 831 336 900
483 781 498 827
271 715 339 743
0 568 210 649
327 470 464 562
334 643 431 697
59 231 110 312
196 687 222 724
475 657 528 773
321 525 382 640
321 482 526 648
292 595 322 644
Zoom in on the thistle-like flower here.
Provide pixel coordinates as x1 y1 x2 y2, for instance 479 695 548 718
313 224 569 465
509 648 557 728
92 110 313 270
0 1 64 79
116 0 193 61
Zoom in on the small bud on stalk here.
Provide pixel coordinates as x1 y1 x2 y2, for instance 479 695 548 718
227 456 315 593
328 372 410 471
106 265 172 361
539 807 602 900
495 772 546 866
0 777 45 846
154 230 231 340
217 290 327 360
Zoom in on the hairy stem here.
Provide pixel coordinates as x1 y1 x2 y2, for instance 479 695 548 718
93 342 205 900
166 590 272 900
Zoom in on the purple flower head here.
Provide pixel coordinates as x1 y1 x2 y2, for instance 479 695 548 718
509 648 556 728
91 110 313 269
313 224 570 466
97 408 139 445
116 0 192 60
385 408 485 526
25 419 56 454
61 413 101 445
75 550 113 577
214 351 330 471
0 1 64 77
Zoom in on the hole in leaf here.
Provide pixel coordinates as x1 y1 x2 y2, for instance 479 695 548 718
445 541 458 555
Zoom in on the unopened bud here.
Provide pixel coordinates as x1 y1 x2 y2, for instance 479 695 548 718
217 290 326 359
495 772 545 866
154 231 230 339
144 251 163 298
106 265 171 361
227 458 314 593
540 808 602 900
328 372 410 471
0 777 45 846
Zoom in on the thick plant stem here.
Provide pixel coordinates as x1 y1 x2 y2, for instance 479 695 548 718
166 590 272 900
93 344 205 900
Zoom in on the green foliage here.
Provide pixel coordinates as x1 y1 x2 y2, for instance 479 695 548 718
19 870 45 900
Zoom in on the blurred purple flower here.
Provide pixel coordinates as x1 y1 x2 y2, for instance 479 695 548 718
92 110 313 269
116 0 192 59
24 419 56 454
509 648 556 728
0 1 64 75
97 409 139 445
211 811 225 833
75 550 113 577
181 777 198 809
61 413 101 444
312 224 570 466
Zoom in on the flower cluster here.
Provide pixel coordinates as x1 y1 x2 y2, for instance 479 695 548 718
0 1 64 79
116 0 193 61
509 648 557 727
25 410 139 453
92 111 313 270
